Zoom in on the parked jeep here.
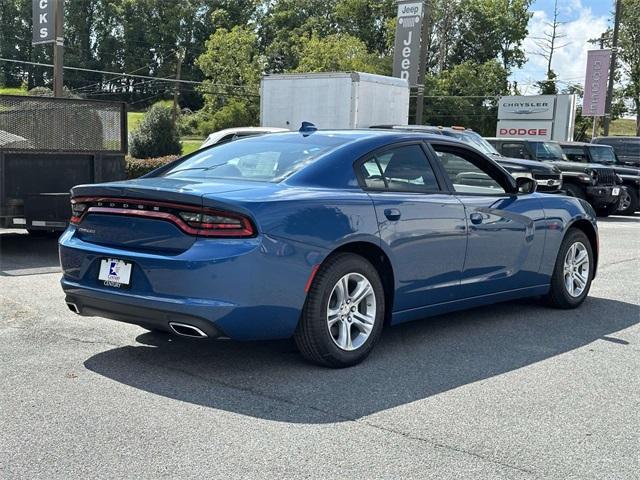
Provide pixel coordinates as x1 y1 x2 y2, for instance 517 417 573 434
486 138 622 216
559 141 640 215
592 136 640 168
371 126 564 193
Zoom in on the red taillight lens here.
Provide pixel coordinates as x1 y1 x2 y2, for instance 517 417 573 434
69 197 255 238
177 211 254 237
70 200 87 224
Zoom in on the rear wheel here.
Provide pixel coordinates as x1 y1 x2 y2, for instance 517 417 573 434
617 187 638 215
294 253 384 368
545 229 594 309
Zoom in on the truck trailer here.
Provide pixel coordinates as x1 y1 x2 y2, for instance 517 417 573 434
260 72 410 130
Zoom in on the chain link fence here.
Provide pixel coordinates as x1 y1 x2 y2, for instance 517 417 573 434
0 95 127 152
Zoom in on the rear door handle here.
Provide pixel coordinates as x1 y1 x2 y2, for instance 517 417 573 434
384 208 401 221
470 212 483 225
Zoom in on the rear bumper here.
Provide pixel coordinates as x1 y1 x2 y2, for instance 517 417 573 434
61 279 233 338
59 226 322 340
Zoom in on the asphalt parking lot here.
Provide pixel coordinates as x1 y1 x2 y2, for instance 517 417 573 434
1 217 638 480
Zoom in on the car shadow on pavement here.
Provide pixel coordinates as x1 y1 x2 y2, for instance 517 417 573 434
83 295 639 424
0 230 61 276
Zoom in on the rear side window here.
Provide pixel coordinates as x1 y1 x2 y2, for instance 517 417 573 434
562 146 588 162
359 144 440 192
501 143 528 159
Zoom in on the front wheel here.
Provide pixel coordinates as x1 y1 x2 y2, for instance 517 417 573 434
617 187 639 215
294 253 385 368
563 183 587 200
545 229 594 309
595 201 619 217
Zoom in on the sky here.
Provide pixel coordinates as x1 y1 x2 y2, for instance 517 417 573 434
510 0 614 94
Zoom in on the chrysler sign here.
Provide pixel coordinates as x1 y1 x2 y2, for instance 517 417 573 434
498 95 555 120
392 1 424 86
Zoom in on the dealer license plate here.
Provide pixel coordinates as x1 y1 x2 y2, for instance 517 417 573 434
612 187 620 196
98 258 132 288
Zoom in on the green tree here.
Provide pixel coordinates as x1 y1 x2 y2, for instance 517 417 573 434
619 0 640 135
422 60 509 135
294 34 385 73
196 26 262 132
129 103 182 158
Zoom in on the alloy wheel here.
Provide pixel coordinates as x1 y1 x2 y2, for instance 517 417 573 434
326 272 376 351
563 241 590 297
617 190 631 212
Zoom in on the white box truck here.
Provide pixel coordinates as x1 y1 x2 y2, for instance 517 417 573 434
260 72 409 129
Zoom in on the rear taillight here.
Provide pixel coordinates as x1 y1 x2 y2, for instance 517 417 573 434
177 210 254 237
69 197 255 238
70 199 87 224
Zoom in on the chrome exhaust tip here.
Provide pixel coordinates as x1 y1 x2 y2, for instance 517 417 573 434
168 322 208 338
66 302 80 314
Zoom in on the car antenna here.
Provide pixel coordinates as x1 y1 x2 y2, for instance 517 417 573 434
299 121 317 136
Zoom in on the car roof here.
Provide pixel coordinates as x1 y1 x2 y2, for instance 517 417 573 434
485 137 558 143
559 141 613 148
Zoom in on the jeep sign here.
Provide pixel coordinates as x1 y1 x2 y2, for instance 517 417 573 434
392 1 424 86
32 0 55 44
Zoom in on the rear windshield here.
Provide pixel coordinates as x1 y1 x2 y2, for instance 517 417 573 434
162 134 350 182
445 131 500 156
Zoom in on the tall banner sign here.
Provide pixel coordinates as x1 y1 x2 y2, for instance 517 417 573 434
582 49 611 117
392 1 424 86
32 0 55 44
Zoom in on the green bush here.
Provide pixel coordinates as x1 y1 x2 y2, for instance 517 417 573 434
129 104 182 158
125 155 179 179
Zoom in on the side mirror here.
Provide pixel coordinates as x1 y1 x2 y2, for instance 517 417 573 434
516 177 537 194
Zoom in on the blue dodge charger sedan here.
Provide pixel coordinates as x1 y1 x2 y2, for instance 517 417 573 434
60 127 598 367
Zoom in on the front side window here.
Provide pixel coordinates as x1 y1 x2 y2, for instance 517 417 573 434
589 146 616 164
433 146 507 194
162 135 349 182
359 144 439 192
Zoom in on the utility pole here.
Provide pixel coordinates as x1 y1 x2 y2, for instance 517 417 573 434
172 47 185 125
603 0 622 136
52 0 64 97
415 0 430 125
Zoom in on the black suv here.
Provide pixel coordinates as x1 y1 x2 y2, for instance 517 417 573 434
559 141 640 215
486 138 622 216
371 126 563 193
592 136 640 167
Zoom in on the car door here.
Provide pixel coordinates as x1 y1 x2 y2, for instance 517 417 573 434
428 142 547 298
357 142 467 311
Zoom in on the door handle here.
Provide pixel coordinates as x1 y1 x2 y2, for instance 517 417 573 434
384 208 401 221
469 212 483 225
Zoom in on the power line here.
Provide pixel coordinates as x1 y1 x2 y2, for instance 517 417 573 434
0 57 257 91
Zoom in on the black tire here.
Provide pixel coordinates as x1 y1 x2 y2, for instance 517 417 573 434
27 229 61 238
294 252 385 368
617 187 639 215
595 201 619 217
544 229 594 309
563 183 587 200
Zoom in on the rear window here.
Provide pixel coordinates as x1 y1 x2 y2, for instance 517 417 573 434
162 134 350 182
